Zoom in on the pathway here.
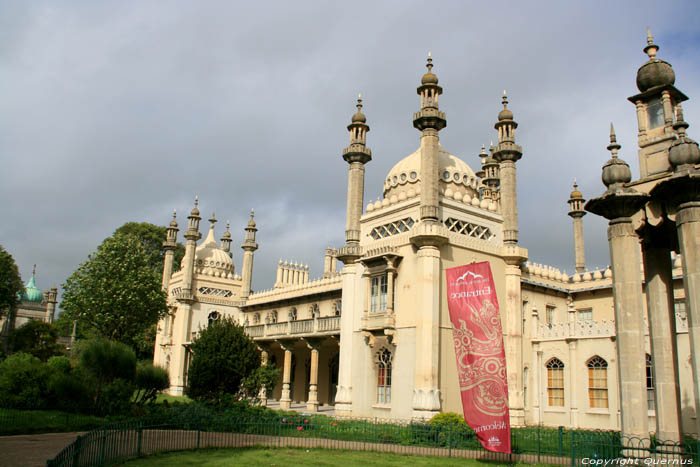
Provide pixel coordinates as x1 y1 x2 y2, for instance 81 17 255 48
0 432 83 467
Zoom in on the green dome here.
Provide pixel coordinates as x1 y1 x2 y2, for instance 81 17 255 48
22 275 43 303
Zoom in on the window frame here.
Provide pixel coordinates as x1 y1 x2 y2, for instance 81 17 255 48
587 356 609 409
546 358 565 407
376 348 393 405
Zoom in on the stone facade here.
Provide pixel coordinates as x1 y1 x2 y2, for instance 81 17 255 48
154 34 698 437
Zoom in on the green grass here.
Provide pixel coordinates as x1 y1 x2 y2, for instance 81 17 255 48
154 393 192 404
0 408 108 435
120 447 539 466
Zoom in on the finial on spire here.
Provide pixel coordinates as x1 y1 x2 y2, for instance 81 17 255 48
172 209 177 219
194 195 198 208
209 212 217 227
573 178 578 188
643 27 659 59
226 220 230 231
426 51 433 72
32 264 36 276
356 94 363 111
502 90 508 109
607 122 621 157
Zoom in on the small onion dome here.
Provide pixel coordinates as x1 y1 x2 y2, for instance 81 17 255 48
22 275 43 303
636 29 675 92
421 52 439 85
498 91 513 121
169 210 178 228
352 109 366 123
570 182 583 199
247 209 257 228
190 196 200 216
669 110 700 169
602 156 632 188
636 60 675 92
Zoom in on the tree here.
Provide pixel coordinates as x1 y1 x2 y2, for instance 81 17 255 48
0 245 23 321
61 233 168 347
186 317 266 404
114 222 185 274
9 320 62 361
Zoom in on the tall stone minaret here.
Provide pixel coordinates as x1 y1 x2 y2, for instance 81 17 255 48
241 209 258 300
182 197 202 297
337 95 371 264
567 180 587 273
162 210 179 290
413 52 446 223
493 91 528 426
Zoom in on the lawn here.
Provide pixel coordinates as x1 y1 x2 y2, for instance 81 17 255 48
0 408 108 435
120 447 542 466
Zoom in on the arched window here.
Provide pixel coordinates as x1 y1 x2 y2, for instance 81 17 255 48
646 354 655 411
587 356 608 409
289 307 297 321
376 348 393 405
310 304 319 319
267 310 277 324
334 301 342 316
207 311 220 326
253 313 260 325
546 358 565 406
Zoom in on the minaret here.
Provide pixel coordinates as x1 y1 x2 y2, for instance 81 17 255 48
338 95 371 264
567 180 587 273
482 146 500 204
182 197 202 297
162 210 179 290
628 28 688 178
493 90 528 426
220 221 232 255
493 91 522 243
241 209 258 300
413 52 446 223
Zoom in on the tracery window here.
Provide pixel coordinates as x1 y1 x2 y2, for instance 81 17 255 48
253 312 260 325
370 274 388 314
310 304 319 319
267 310 278 324
333 301 342 317
207 311 220 326
444 217 494 241
545 305 556 325
546 358 564 407
198 287 233 298
376 348 392 405
289 307 297 321
646 354 655 411
587 356 608 409
370 218 415 240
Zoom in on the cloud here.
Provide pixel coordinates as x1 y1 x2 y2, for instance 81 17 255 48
1 1 698 302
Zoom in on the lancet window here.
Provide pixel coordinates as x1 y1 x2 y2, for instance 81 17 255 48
376 348 393 405
546 358 565 407
587 356 608 409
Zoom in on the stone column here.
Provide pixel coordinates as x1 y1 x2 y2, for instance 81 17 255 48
676 201 700 436
280 342 293 410
500 160 519 244
162 248 175 290
170 302 192 395
502 249 527 425
412 245 441 418
306 340 320 412
641 236 682 443
334 263 360 416
345 162 365 245
419 128 440 221
45 287 58 323
608 217 649 442
533 347 542 425
386 258 396 316
568 340 579 427
259 348 269 406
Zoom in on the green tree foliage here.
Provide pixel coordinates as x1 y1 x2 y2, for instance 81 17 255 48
0 352 53 408
79 339 137 414
60 233 168 347
186 317 263 404
241 363 280 402
9 320 62 361
0 245 23 320
114 222 185 274
132 362 170 406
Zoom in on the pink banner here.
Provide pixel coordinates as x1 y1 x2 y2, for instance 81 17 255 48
446 261 510 453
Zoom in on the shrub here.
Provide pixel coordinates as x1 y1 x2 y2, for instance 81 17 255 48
9 320 62 361
79 339 137 414
48 372 93 412
0 352 53 408
133 362 169 405
47 355 72 374
100 378 135 415
186 317 261 404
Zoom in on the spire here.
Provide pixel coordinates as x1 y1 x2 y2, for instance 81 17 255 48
601 122 632 190
607 123 621 158
344 95 371 160
32 264 36 277
208 212 217 229
414 53 446 131
644 27 658 60
669 106 700 171
185 196 202 238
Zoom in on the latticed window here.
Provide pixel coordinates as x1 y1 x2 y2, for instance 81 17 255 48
546 358 565 407
588 356 608 409
377 348 392 404
546 306 555 325
371 274 388 313
444 217 494 241
646 354 655 411
370 218 415 240
198 287 233 298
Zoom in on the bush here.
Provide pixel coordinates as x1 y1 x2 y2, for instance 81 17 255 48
79 339 137 414
0 352 53 408
47 355 72 374
133 362 169 405
9 320 62 361
101 378 135 415
48 372 93 412
186 317 261 404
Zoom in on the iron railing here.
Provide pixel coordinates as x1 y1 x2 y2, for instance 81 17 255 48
46 414 699 467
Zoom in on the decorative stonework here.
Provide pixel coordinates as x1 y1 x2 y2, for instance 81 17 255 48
197 286 233 298
444 217 494 241
370 217 415 240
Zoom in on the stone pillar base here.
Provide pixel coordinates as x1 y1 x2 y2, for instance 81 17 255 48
169 385 185 396
509 409 525 427
306 401 319 412
334 403 352 416
412 409 440 420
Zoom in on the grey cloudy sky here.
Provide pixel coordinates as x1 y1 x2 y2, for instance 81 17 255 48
1 1 699 305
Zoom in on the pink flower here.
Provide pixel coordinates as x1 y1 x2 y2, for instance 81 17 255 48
282 418 286 422
304 419 308 424
297 426 304 431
